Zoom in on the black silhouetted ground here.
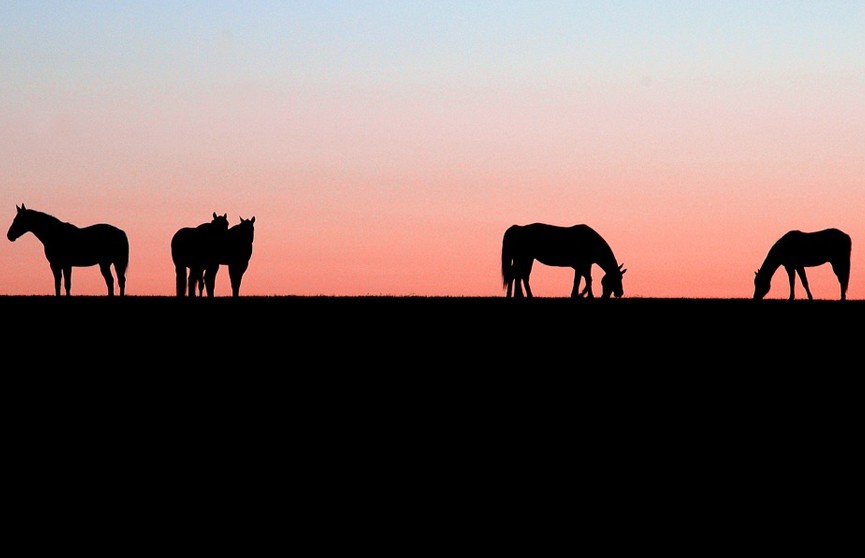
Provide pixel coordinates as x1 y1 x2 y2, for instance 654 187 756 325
4 295 856 534
4 294 858 368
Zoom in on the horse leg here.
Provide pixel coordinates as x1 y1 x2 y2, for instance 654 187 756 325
229 264 247 297
99 262 115 296
783 266 796 300
832 260 850 301
187 267 199 298
197 269 206 297
513 276 525 298
795 267 812 300
516 259 533 298
571 270 582 298
520 275 535 298
50 263 63 296
582 271 594 298
63 265 72 296
175 266 187 297
204 265 218 297
117 262 126 296
575 266 592 298
512 269 525 298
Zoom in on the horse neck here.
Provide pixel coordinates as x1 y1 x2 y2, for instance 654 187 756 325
229 224 253 244
758 251 782 277
594 240 619 275
27 212 67 245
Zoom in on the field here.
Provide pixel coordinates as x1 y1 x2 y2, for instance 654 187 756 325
8 293 858 439
5 293 859 375
5 294 857 533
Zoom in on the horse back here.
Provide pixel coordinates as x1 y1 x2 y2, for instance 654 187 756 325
512 223 604 266
172 224 225 267
776 229 851 266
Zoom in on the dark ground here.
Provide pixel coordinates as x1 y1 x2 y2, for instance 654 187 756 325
5 294 858 413
4 294 859 356
4 295 859 535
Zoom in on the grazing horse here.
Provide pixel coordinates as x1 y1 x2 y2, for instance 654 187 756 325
502 223 626 299
198 216 255 297
6 204 128 296
753 228 851 300
171 212 229 297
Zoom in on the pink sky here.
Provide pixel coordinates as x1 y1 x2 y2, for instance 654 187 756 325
2 2 863 299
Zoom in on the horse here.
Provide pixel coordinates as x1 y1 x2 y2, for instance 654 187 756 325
501 223 626 299
753 228 851 300
6 203 129 296
197 216 255 298
171 212 229 297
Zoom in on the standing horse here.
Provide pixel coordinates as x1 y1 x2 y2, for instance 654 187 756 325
753 228 851 300
6 204 128 296
502 223 626 299
198 216 255 298
171 212 229 298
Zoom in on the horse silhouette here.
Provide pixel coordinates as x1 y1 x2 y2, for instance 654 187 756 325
171 212 229 298
197 216 255 298
6 204 129 296
502 223 626 299
754 228 851 300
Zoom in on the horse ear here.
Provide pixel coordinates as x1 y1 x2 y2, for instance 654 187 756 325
621 268 627 275
250 216 255 224
754 270 758 276
213 212 217 219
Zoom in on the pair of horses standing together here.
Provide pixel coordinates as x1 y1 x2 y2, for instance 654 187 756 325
6 204 254 297
171 212 255 298
501 222 851 301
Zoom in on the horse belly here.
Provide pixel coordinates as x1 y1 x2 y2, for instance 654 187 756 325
534 250 584 268
793 255 830 268
44 247 100 267
535 257 573 268
66 254 108 267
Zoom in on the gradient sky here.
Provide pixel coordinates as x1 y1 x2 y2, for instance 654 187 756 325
2 1 863 298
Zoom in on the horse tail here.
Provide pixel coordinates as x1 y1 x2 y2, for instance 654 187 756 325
118 230 130 294
501 226 515 288
118 230 130 277
170 229 187 296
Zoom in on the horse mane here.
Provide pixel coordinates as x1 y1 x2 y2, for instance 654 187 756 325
584 225 620 275
18 206 79 237
24 207 62 224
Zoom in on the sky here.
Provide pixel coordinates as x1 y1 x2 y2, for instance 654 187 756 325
2 0 863 298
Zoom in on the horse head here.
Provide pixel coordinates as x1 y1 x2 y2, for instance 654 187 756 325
601 263 627 298
237 216 255 241
7 203 30 241
753 268 770 300
212 212 229 231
